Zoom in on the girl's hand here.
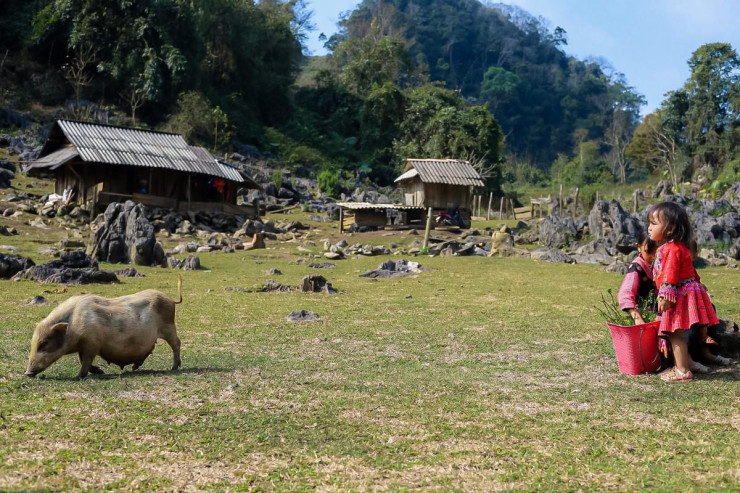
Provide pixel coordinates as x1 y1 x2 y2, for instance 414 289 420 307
628 309 644 325
658 299 671 314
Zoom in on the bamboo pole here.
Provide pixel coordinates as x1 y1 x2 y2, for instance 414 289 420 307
423 207 433 251
487 192 493 221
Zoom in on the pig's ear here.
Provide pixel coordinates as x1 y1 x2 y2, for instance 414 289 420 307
51 322 68 334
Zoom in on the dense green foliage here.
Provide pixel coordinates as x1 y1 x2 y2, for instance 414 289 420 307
335 0 644 169
627 43 740 194
3 0 740 195
3 0 303 142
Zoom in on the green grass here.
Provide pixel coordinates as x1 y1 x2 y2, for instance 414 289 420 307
1 198 739 491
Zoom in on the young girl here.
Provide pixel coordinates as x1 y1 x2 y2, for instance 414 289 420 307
648 201 719 382
617 231 657 325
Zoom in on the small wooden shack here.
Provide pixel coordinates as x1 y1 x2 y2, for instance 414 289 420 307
394 158 484 228
24 120 261 216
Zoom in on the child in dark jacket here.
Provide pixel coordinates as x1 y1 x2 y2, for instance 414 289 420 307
617 231 657 325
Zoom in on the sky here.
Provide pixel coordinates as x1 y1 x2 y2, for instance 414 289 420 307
305 0 740 115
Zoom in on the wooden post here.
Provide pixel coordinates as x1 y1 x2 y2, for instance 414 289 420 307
559 184 563 216
187 174 191 211
572 187 579 218
339 206 344 234
595 191 599 203
499 197 504 219
633 191 638 214
423 207 433 251
487 192 493 221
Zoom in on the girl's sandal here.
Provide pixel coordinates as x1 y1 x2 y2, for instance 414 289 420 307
660 368 693 383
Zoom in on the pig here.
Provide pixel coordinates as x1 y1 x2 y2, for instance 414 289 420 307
25 276 183 379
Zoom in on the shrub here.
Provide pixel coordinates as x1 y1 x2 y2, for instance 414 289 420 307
271 169 283 189
317 169 341 198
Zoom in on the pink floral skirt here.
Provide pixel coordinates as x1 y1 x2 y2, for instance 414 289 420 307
659 281 718 334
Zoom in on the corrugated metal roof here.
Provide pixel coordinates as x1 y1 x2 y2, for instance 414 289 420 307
393 168 418 182
43 120 245 182
188 146 246 183
337 202 424 211
23 146 79 171
397 159 484 187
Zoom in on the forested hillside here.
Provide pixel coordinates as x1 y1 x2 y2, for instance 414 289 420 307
2 0 740 197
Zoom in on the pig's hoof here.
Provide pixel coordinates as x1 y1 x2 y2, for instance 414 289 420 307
89 365 105 375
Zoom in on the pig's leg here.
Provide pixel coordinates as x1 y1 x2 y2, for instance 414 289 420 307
132 345 155 371
161 326 181 370
76 350 96 379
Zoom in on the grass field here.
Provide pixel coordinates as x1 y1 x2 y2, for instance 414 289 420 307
1 197 739 491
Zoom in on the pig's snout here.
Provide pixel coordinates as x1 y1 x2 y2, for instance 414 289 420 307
24 370 38 377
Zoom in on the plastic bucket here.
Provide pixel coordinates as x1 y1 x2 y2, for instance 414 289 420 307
607 321 661 375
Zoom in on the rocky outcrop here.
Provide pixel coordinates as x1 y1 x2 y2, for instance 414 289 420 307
0 253 35 278
12 250 118 284
359 259 425 278
588 199 643 254
539 215 578 249
90 201 166 266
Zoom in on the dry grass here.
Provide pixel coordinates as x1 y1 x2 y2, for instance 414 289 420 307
1 184 739 491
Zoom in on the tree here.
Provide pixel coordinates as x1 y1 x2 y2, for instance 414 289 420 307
682 43 740 170
393 84 505 191
626 111 686 189
605 109 631 183
62 41 96 115
335 19 413 97
480 66 520 113
360 81 406 182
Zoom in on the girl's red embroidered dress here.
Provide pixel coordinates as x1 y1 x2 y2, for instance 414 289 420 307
653 241 718 352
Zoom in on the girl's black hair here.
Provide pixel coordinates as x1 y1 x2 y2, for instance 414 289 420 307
636 229 658 253
647 201 692 244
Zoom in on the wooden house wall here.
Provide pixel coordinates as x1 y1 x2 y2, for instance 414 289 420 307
52 162 240 212
422 183 472 210
402 179 425 206
400 177 472 210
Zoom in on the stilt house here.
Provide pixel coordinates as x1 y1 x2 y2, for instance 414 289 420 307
394 158 484 228
25 120 261 216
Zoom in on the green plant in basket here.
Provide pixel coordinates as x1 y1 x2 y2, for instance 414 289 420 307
595 289 656 326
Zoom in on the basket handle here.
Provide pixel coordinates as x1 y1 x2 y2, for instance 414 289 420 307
638 325 646 373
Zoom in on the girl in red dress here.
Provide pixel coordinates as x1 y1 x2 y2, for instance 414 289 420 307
648 202 719 383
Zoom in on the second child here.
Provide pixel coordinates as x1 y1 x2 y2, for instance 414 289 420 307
617 231 657 325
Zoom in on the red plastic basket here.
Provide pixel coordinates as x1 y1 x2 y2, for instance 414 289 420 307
607 321 661 375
